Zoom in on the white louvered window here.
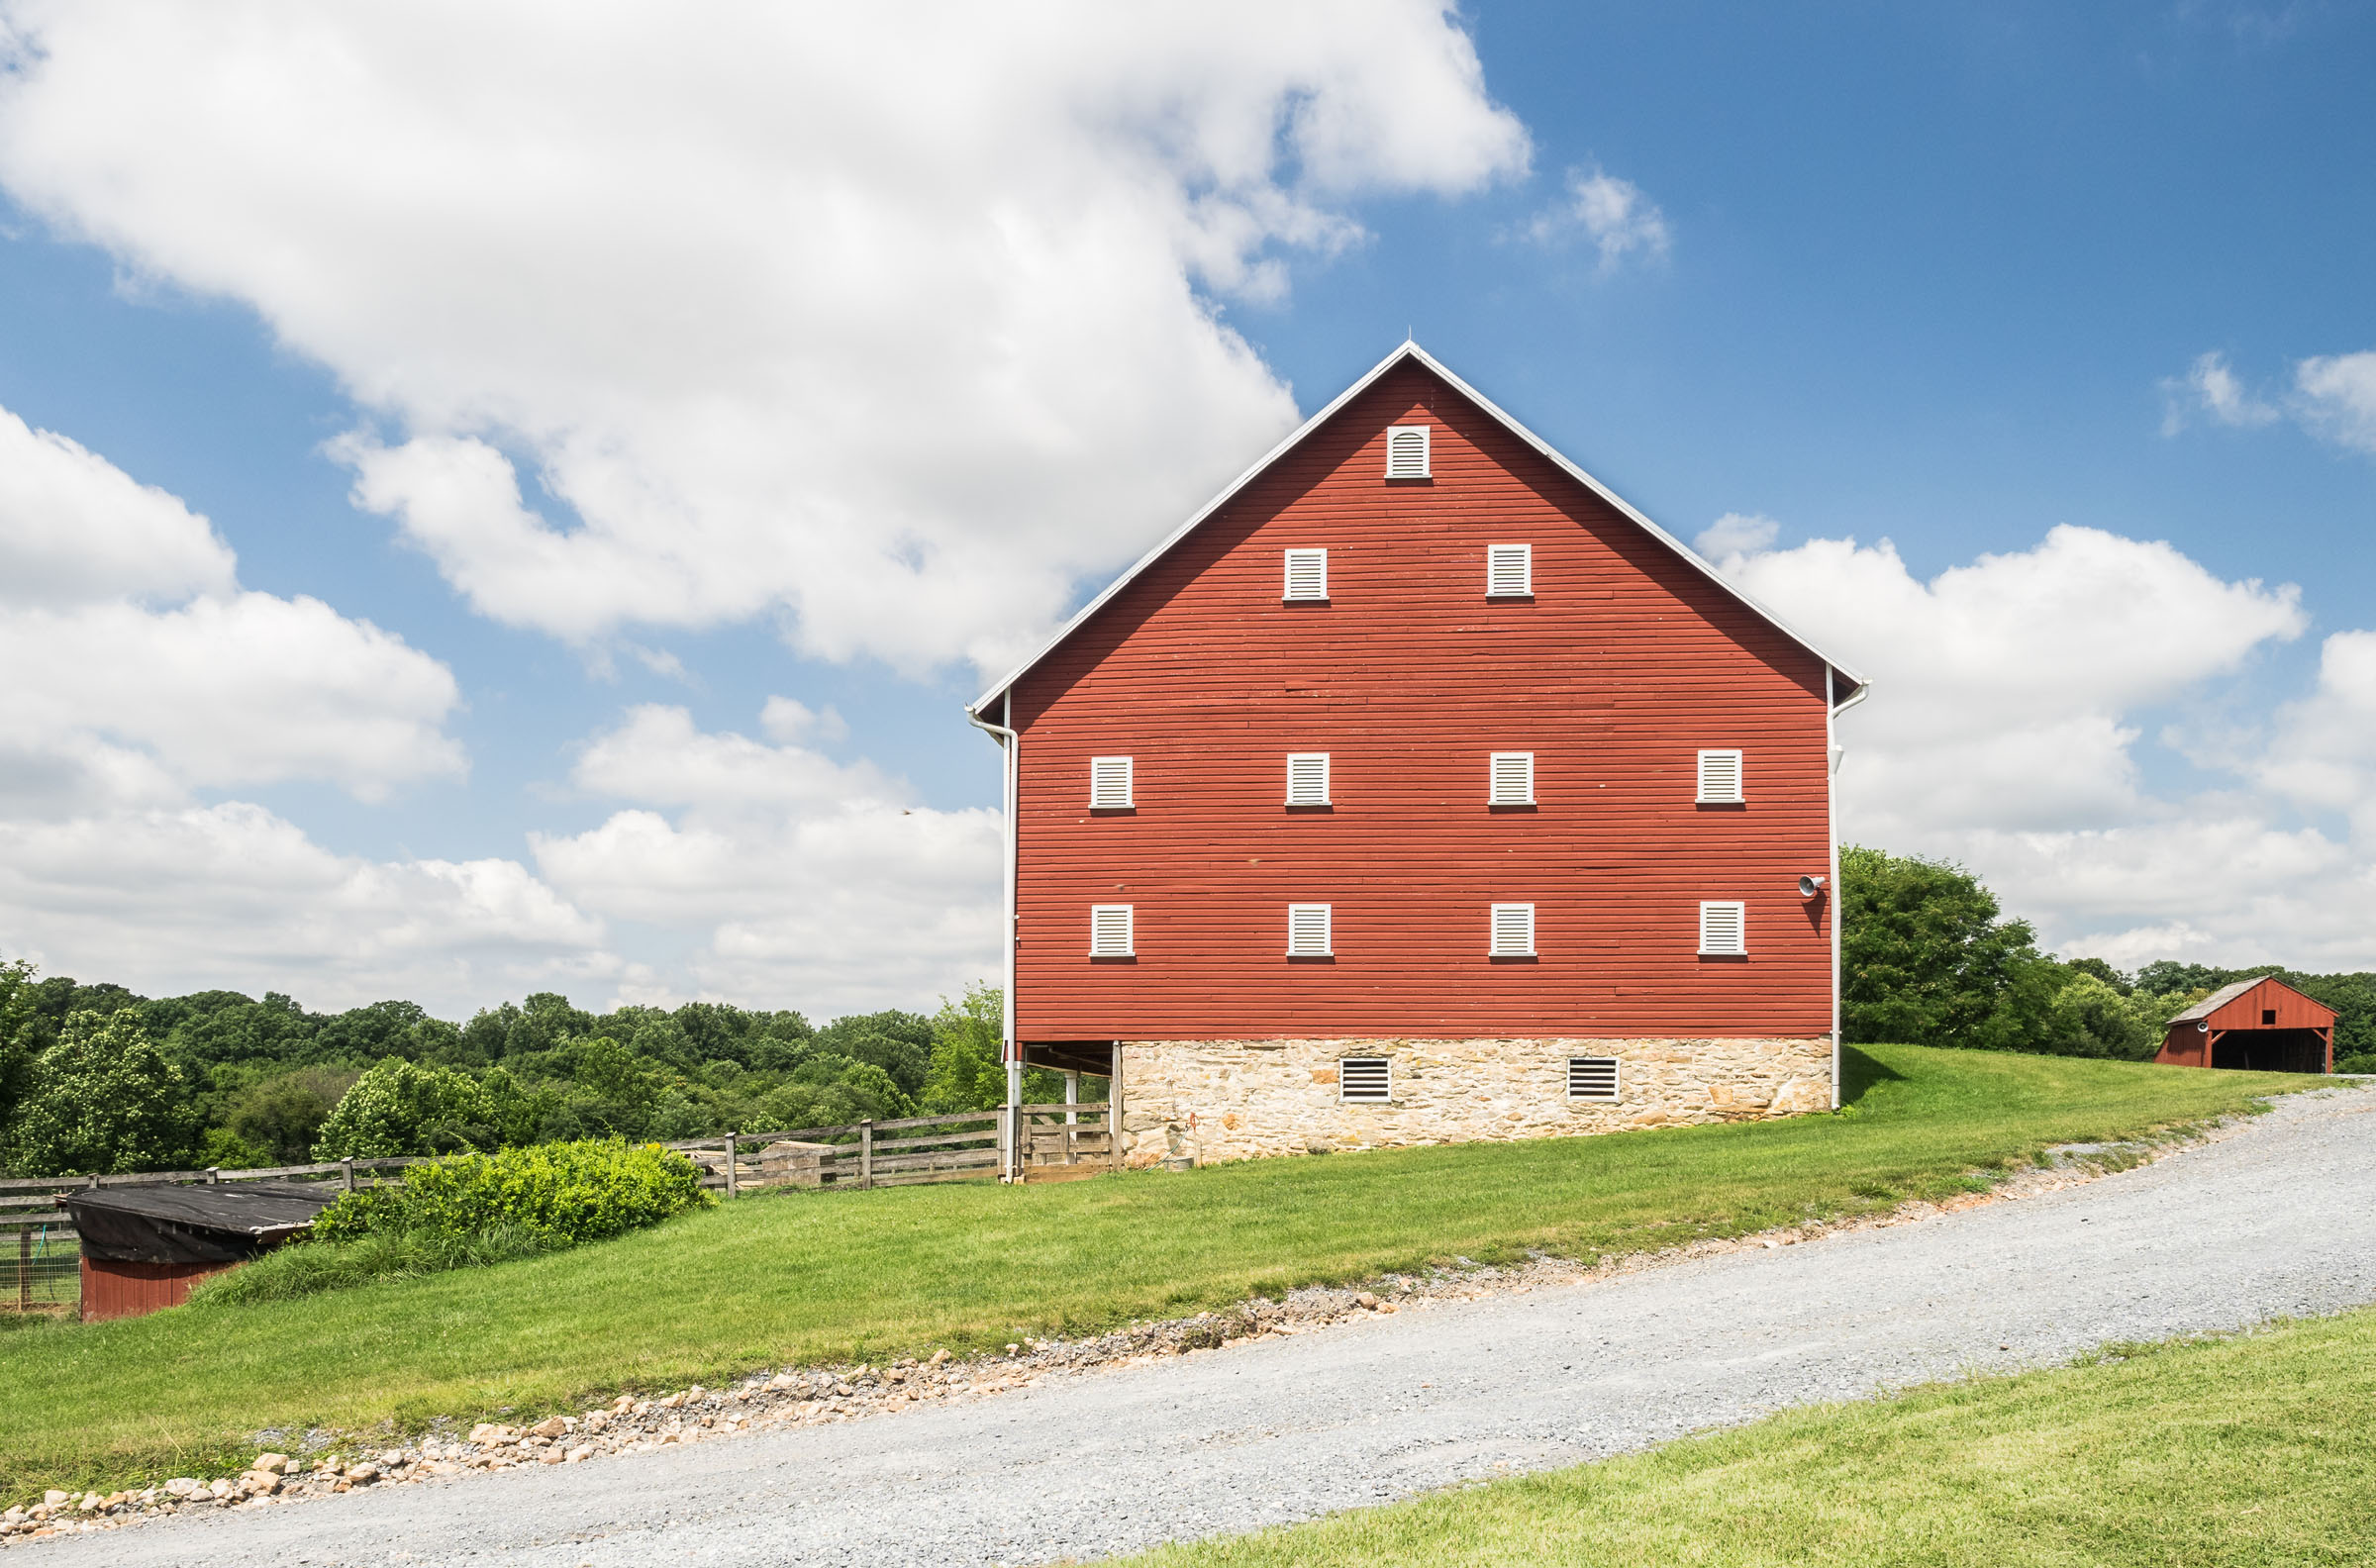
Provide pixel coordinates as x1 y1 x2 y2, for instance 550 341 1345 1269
1338 1056 1391 1103
1089 756 1134 810
1286 752 1331 807
1567 1056 1620 1100
1697 749 1744 804
1385 425 1431 479
1287 903 1333 957
1489 751 1534 806
1089 904 1135 957
1283 547 1329 602
1486 542 1533 598
1699 901 1747 957
1490 903 1535 957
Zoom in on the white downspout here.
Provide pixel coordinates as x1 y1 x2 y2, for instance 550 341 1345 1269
965 691 1022 1176
1827 671 1870 1110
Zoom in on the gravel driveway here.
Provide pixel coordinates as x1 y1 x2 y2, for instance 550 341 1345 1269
26 1084 2376 1568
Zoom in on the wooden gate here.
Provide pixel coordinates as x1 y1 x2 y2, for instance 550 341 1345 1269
1014 1102 1118 1182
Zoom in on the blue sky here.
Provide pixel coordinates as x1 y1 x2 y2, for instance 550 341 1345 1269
2 1 2372 1016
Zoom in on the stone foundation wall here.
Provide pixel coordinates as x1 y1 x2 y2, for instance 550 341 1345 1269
1116 1035 1832 1167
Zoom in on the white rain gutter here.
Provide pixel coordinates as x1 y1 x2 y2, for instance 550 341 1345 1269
1827 672 1871 1109
964 693 1023 1177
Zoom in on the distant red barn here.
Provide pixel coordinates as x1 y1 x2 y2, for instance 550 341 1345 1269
966 343 1869 1167
2155 975 2334 1075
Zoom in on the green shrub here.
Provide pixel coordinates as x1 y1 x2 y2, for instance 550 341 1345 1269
314 1137 710 1247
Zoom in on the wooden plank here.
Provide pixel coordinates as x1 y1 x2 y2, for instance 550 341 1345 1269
0 1213 70 1228
866 1148 1001 1175
1021 1162 1110 1185
1017 1102 1112 1115
865 1129 1002 1155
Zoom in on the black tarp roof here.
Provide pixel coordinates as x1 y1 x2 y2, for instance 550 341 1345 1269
63 1181 338 1265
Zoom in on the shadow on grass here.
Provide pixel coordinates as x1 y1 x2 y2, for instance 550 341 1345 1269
1840 1044 1906 1106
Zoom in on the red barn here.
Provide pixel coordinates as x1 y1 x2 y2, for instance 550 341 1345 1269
966 343 1867 1166
2154 975 2334 1074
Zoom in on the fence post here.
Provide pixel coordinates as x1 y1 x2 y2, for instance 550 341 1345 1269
342 1158 356 1194
723 1133 739 1200
17 1226 27 1314
858 1122 874 1191
205 1166 221 1185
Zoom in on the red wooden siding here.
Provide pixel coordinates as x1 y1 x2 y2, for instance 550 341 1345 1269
1008 360 1836 1042
2204 978 2334 1031
80 1256 234 1322
2155 976 2335 1072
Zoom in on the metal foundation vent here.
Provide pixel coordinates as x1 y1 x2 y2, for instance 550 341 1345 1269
1338 1056 1391 1103
1567 1056 1620 1100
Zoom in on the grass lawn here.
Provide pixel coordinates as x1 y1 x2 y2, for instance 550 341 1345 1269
1113 1306 2376 1567
0 1045 2326 1498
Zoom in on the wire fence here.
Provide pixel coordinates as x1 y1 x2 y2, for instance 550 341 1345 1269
5 1225 78 1318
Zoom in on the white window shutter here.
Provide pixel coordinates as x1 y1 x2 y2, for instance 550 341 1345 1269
1697 749 1744 804
1089 904 1135 957
1490 903 1535 957
1338 1057 1391 1102
1489 751 1534 806
1486 543 1532 598
1285 752 1331 806
1287 903 1333 956
1283 548 1329 602
1699 901 1746 956
1567 1056 1620 1099
1384 425 1431 479
1089 756 1134 810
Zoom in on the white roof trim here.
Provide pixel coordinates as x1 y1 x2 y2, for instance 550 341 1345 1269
969 342 1867 716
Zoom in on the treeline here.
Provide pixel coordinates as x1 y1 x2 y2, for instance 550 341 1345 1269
1840 846 2376 1069
5 847 2371 1176
0 963 1060 1177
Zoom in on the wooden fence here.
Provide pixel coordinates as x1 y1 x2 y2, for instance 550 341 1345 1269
665 1102 1120 1191
0 1156 423 1234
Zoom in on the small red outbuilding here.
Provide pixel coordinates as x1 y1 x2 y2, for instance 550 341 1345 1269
2155 975 2334 1075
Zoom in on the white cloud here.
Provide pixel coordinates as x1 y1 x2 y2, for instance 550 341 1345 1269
0 404 612 1012
2159 350 2279 435
0 1 1529 675
1526 162 1670 272
534 705 1003 1012
2293 350 2376 454
1710 523 2376 970
760 697 849 746
1693 512 1779 561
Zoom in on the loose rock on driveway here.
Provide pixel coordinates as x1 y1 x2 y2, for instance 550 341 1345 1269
21 1084 2376 1568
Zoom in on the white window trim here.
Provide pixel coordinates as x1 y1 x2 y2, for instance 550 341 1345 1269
1287 902 1334 957
1567 1056 1621 1101
1385 424 1431 479
1490 902 1535 957
1697 748 1745 805
1285 751 1332 807
1338 1056 1391 1103
1282 547 1329 602
1089 904 1136 958
1699 900 1747 957
1486 542 1533 598
1489 751 1535 806
1088 755 1134 810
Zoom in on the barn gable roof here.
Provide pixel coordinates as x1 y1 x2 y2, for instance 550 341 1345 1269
2169 973 2335 1025
969 341 1869 719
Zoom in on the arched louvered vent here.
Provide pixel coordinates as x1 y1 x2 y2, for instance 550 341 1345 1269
1385 425 1431 479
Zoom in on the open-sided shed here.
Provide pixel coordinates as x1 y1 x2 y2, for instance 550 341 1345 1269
62 1181 336 1321
2155 975 2334 1075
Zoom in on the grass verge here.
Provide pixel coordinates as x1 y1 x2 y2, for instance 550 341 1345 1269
1111 1307 2376 1567
0 1045 2330 1498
